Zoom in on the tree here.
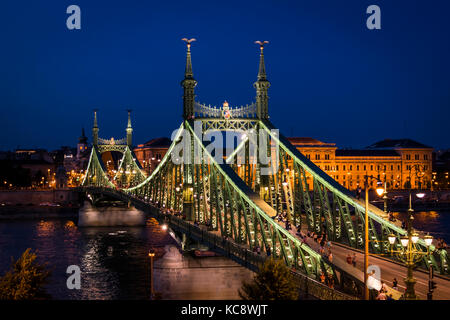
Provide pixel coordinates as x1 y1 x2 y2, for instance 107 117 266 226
239 258 298 300
0 248 51 300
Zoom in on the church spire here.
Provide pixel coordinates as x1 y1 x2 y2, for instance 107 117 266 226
92 109 99 146
126 109 133 146
253 41 270 120
181 38 198 120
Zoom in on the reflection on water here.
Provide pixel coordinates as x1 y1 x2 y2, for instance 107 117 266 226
0 217 176 300
393 210 450 242
1 210 449 299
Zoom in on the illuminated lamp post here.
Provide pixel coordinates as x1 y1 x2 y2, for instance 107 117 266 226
363 175 385 300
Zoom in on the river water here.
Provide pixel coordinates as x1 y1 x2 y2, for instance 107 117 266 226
0 210 449 299
0 217 175 299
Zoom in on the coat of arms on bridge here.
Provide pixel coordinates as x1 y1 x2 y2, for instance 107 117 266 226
222 101 231 120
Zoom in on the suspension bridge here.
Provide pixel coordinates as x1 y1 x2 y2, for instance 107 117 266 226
80 40 450 300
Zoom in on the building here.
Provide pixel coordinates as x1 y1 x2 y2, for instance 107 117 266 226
133 135 433 191
133 137 172 174
433 149 450 189
288 138 433 191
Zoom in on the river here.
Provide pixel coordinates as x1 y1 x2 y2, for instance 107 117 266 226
0 209 449 299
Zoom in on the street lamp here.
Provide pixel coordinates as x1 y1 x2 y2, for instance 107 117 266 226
364 175 385 300
148 249 155 299
386 191 433 300
382 180 388 214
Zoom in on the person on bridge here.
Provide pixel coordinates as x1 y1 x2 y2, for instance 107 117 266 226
320 272 326 284
392 278 398 290
346 253 352 265
376 291 387 300
327 249 333 263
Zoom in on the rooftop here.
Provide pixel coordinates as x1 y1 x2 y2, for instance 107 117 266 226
136 137 172 149
287 137 336 147
366 139 432 149
336 149 400 157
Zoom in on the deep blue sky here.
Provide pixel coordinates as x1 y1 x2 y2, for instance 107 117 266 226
0 0 449 151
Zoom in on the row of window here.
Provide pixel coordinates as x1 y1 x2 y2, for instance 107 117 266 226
318 163 429 172
406 154 428 160
306 153 429 161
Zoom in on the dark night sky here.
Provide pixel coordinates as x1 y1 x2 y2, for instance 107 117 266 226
0 0 449 151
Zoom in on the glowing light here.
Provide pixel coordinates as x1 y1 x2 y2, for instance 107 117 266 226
388 234 396 245
375 184 384 196
416 192 425 199
424 234 433 247
400 236 409 247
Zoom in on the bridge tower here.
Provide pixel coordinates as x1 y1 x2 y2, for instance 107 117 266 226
254 41 270 120
181 38 196 221
92 110 99 147
181 38 197 120
126 109 133 146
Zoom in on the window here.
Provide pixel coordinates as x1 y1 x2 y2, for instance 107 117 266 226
370 165 373 171
424 154 428 160
335 175 339 180
315 154 320 160
156 153 162 160
406 154 411 160
350 165 353 170
384 165 386 171
398 165 400 170
415 154 419 160
325 154 330 160
343 175 346 180
391 165 393 171
336 165 339 171
363 165 366 171
343 165 346 171
306 154 310 159
356 165 359 171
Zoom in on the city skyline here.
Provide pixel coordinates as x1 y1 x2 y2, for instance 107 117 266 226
1 0 449 151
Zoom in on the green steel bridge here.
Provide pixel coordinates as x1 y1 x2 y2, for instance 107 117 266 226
80 40 450 299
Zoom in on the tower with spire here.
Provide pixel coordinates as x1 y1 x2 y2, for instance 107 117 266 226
254 41 271 120
181 38 198 120
77 128 88 159
92 110 99 146
126 109 133 146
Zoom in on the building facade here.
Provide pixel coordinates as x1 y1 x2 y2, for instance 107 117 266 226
133 137 172 175
288 138 433 191
133 136 433 191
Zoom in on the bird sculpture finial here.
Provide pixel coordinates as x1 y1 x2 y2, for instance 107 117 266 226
182 38 197 49
254 40 269 52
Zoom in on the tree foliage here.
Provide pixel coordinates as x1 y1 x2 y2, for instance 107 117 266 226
239 258 298 300
0 248 51 300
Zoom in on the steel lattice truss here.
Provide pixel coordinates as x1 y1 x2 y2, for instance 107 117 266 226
113 146 147 188
123 120 334 278
82 145 146 189
82 116 450 277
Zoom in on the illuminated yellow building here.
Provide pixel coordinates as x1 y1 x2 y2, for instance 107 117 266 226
134 137 172 174
288 138 433 191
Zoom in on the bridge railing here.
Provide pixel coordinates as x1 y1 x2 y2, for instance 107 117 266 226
164 213 357 300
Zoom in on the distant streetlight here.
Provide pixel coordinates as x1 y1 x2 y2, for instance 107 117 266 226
148 249 155 299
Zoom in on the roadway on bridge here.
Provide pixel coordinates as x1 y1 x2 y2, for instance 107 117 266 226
299 233 450 299
329 242 450 300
